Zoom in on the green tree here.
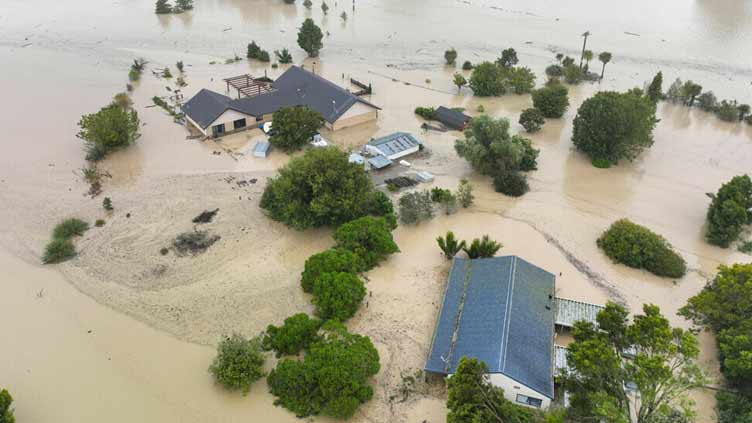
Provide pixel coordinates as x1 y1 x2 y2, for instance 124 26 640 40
297 18 323 57
275 48 293 64
333 216 399 270
647 71 663 103
103 197 113 211
53 218 89 239
738 104 751 122
301 248 363 293
456 178 474 208
247 41 262 59
268 106 324 152
497 47 519 68
562 56 575 67
519 108 545 133
598 51 612 80
681 81 702 107
444 48 458 65
340 11 347 21
504 66 536 94
563 64 584 84
260 147 388 229
463 235 502 258
209 334 265 394
453 72 467 93
77 104 140 161
267 321 379 419
545 64 564 78
580 31 591 68
447 357 539 423
696 91 718 111
582 49 594 70
462 60 473 70
112 92 133 110
175 60 184 72
455 115 539 175
493 171 529 197
175 0 193 10
42 238 75 264
155 0 172 14
0 389 14 423
563 303 705 423
468 62 504 96
303 0 312 7
572 90 657 165
597 219 687 278
264 313 321 357
312 272 366 321
716 100 740 122
321 1 329 14
398 190 434 224
532 83 569 118
437 231 466 259
705 175 752 247
414 106 436 120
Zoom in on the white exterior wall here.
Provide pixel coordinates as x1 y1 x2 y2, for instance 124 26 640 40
331 101 378 131
207 109 255 137
487 373 552 410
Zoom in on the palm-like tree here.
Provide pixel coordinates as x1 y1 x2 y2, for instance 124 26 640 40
579 31 591 69
463 235 502 259
437 231 466 260
598 51 612 80
582 50 593 71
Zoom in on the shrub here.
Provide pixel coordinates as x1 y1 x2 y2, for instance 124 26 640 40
176 60 184 72
102 197 113 211
0 388 14 423
716 100 740 122
53 218 89 239
455 115 539 176
437 231 466 259
155 0 172 14
545 64 563 77
563 64 584 84
267 321 379 419
504 66 536 94
312 272 366 321
172 230 220 255
246 41 262 59
497 48 518 68
462 61 473 70
430 187 453 203
597 219 687 278
275 48 293 64
399 190 434 225
532 83 569 118
739 241 752 254
209 334 265 394
300 248 363 293
162 67 172 78
77 104 140 161
696 91 718 112
263 313 321 357
257 50 271 62
95 219 105 227
519 108 545 132
456 179 474 208
572 90 657 165
706 175 752 247
268 106 324 152
42 238 76 264
493 171 529 197
444 48 458 65
463 235 502 258
333 216 399 270
414 106 436 120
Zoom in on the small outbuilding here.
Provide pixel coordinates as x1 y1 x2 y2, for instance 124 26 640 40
435 106 472 130
367 155 393 170
365 132 422 161
425 256 556 409
253 141 271 158
348 153 365 165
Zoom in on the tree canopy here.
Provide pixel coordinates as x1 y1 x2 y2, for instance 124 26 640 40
444 48 458 65
77 104 140 161
0 388 14 423
263 313 322 357
519 108 545 133
497 47 519 68
267 321 380 419
597 219 686 278
532 83 569 118
563 303 704 423
300 248 363 293
209 334 265 394
705 175 752 248
572 90 657 166
297 18 323 57
333 216 399 270
468 61 536 96
268 106 324 152
312 271 366 321
260 147 393 229
647 71 663 103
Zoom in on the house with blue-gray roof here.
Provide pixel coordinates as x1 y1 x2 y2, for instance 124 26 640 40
425 256 556 409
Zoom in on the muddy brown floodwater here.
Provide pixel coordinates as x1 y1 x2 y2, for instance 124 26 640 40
1 0 751 422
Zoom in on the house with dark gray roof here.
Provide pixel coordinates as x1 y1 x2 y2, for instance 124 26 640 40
425 256 556 409
435 106 472 130
182 66 380 137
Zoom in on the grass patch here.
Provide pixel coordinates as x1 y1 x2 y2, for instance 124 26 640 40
42 238 76 264
52 218 89 240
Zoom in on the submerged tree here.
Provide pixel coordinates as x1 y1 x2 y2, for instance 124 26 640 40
321 0 329 15
175 0 194 11
705 175 752 248
646 71 663 103
444 48 458 65
155 0 172 14
452 72 467 93
579 31 591 68
334 216 399 270
297 18 324 57
209 334 265 394
437 231 466 259
519 108 545 133
598 51 612 80
268 106 324 152
0 388 14 423
463 235 502 259
456 179 474 208
77 104 140 161
275 48 293 64
497 47 519 68
532 83 569 118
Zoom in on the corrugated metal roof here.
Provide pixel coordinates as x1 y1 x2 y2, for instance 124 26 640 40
554 298 604 328
435 106 471 130
183 66 381 127
368 155 392 169
368 132 421 157
425 256 556 399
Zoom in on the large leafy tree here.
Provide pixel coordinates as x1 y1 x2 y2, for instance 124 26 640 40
268 106 324 152
563 303 705 423
572 90 657 166
447 357 540 423
77 104 140 161
333 216 399 270
455 115 539 176
260 147 392 229
647 71 664 103
532 83 569 118
312 271 366 321
497 47 519 68
263 313 322 357
469 62 504 96
0 388 14 423
705 175 752 248
209 334 265 394
300 248 363 293
297 18 323 57
267 321 380 419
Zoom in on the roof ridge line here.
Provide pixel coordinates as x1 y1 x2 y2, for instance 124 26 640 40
498 256 516 372
445 259 473 374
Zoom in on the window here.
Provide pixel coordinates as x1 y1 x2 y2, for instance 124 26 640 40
516 394 543 408
255 115 264 122
233 118 246 130
212 124 225 137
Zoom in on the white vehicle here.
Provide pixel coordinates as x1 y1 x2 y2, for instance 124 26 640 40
262 122 275 135
310 133 329 147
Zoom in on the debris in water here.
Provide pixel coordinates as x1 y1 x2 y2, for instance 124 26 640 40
172 231 221 256
192 208 219 224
